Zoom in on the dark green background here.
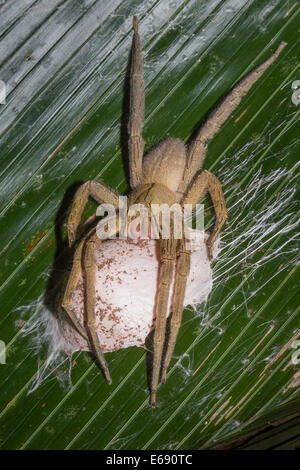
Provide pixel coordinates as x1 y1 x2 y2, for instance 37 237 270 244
0 0 299 450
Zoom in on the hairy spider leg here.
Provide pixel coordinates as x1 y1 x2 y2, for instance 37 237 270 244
64 210 124 383
84 230 112 384
67 180 119 247
159 172 227 388
161 237 191 384
128 16 145 189
151 219 177 408
182 41 287 191
62 237 89 340
183 170 227 260
63 181 119 342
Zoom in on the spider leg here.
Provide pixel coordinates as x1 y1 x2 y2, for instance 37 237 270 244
161 237 191 384
183 42 287 188
128 16 144 189
62 238 89 340
183 170 227 260
67 180 119 247
151 232 177 408
84 231 112 384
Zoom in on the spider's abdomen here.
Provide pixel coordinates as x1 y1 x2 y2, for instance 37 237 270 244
142 138 186 194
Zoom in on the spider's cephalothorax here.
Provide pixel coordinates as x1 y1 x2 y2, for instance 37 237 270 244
62 17 286 407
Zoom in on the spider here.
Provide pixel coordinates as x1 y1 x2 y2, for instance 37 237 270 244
62 17 285 407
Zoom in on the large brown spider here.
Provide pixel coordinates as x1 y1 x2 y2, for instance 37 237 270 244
62 17 285 407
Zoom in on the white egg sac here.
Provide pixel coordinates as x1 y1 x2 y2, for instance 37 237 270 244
58 229 219 354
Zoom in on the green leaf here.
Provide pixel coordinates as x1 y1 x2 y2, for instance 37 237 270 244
0 0 299 450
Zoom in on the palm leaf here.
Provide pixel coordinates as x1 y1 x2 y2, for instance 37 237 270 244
0 0 299 450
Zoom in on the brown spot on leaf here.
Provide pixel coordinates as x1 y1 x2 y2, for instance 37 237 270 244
23 231 48 256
